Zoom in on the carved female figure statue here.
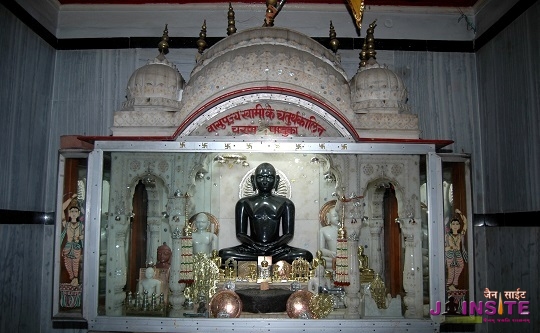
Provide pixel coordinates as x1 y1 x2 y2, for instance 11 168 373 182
444 209 468 291
61 194 84 286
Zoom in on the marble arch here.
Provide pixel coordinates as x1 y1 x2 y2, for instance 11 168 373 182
175 87 360 141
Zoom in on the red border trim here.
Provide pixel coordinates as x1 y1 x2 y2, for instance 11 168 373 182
170 86 361 141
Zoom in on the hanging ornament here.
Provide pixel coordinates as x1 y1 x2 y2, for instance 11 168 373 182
334 200 350 287
178 192 194 284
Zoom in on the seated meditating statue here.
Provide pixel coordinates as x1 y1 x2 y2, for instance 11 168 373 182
219 163 313 264
312 250 326 270
308 254 331 294
358 245 375 283
138 267 161 296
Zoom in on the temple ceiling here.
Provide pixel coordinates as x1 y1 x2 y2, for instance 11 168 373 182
57 0 479 7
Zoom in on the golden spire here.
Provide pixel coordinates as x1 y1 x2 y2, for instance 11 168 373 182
227 2 237 36
196 20 207 55
365 20 377 60
359 20 377 68
263 0 286 27
158 24 169 55
359 37 368 68
329 21 339 54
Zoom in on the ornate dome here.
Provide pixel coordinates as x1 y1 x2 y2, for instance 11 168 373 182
350 21 408 114
348 21 418 139
350 58 409 114
121 27 185 112
112 25 357 138
122 53 185 111
176 27 353 123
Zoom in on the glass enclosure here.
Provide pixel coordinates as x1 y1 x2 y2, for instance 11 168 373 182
66 140 461 332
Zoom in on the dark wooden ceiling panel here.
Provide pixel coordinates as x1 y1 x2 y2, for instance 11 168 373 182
57 0 479 8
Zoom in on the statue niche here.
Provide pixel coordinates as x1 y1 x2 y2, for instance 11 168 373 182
126 171 170 296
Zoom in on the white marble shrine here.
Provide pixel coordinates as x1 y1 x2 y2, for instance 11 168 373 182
102 18 430 321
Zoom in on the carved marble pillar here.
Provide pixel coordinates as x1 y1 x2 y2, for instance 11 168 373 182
344 234 361 319
400 218 423 318
106 215 129 316
147 220 162 264
168 226 186 317
368 220 383 275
